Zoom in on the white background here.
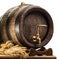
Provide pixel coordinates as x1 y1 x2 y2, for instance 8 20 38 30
0 0 59 59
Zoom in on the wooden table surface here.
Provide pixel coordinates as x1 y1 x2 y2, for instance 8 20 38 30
0 55 56 59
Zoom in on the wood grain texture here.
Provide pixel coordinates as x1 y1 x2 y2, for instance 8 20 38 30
0 3 53 48
0 55 56 59
26 56 56 59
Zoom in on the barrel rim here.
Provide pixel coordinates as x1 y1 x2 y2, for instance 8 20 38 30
19 6 53 48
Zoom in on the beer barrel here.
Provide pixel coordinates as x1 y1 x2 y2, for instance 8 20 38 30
0 2 53 48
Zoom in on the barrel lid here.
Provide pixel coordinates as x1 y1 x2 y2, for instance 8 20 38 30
16 5 53 48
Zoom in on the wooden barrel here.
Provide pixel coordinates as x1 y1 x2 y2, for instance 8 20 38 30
0 3 53 48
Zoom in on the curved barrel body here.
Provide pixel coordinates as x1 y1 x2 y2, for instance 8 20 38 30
0 3 53 48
